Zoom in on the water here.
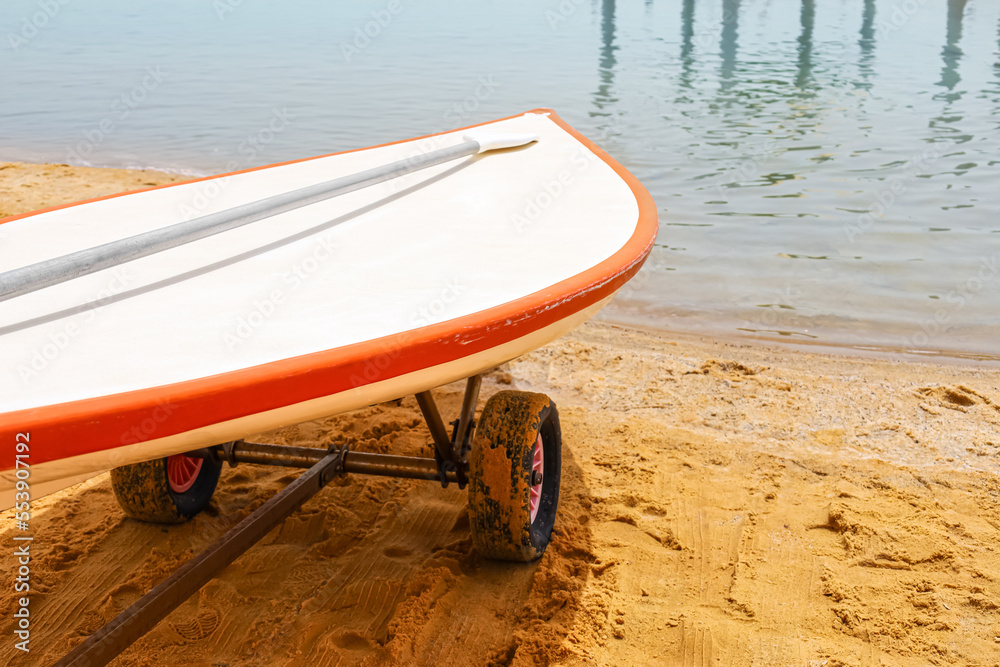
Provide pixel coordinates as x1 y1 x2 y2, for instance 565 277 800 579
2 0 998 361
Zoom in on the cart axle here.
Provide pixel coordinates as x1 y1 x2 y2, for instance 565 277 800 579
187 440 462 484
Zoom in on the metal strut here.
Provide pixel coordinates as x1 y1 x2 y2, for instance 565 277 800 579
53 448 347 667
187 441 460 484
414 374 481 489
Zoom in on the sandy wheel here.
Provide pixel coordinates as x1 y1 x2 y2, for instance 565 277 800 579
111 453 222 524
468 390 561 562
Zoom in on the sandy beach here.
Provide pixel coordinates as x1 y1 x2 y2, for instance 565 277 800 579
2 162 1000 666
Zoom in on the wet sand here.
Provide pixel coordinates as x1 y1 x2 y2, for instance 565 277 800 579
2 162 1000 666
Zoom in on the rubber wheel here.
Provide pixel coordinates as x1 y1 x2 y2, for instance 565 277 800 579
110 453 222 524
468 390 561 562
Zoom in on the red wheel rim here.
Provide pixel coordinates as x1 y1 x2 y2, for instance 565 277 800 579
529 433 544 523
167 454 203 494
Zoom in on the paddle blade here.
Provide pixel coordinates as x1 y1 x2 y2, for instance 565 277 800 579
464 133 539 153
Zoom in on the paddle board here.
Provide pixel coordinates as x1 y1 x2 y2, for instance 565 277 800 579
0 109 657 508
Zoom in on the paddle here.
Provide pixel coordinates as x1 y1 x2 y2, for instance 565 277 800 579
0 132 538 304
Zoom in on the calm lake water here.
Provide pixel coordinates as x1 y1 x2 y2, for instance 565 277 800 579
2 0 998 361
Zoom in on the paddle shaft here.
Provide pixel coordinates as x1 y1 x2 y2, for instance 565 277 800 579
0 139 480 303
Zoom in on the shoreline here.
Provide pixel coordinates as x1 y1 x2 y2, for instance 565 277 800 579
598 310 1000 369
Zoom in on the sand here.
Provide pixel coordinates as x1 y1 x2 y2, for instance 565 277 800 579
2 162 1000 666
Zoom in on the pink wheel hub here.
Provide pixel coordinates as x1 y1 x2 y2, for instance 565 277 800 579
529 433 544 523
167 454 203 494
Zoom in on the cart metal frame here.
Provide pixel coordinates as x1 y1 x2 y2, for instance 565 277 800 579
55 375 484 667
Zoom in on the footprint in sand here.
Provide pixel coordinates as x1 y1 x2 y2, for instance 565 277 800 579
169 608 221 641
916 385 998 414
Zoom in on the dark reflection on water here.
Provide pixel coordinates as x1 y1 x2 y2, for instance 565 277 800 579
937 0 967 97
679 0 697 90
993 10 1000 138
719 0 740 90
856 0 877 91
931 1 971 142
2 0 998 360
795 0 815 91
593 0 618 115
